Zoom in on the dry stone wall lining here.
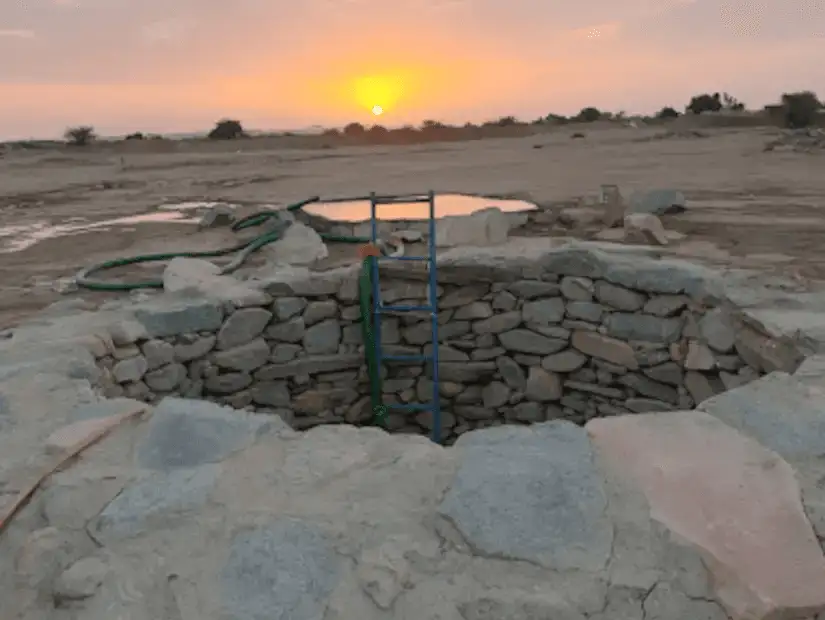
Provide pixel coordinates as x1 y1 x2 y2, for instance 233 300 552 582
95 255 791 441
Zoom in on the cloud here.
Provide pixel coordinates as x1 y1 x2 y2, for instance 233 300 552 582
0 29 35 39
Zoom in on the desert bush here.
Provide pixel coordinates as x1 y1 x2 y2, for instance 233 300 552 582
544 114 569 125
208 119 245 140
656 107 679 119
780 91 822 128
64 126 96 146
575 107 602 122
494 116 519 127
721 92 745 111
421 119 446 131
124 132 144 140
343 122 365 136
686 93 722 114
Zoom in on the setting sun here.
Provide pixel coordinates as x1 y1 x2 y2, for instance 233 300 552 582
372 105 383 116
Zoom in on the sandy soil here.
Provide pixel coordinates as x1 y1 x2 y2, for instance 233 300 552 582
0 123 822 328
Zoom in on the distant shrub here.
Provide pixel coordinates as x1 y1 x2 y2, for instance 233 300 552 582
494 116 519 127
343 122 366 136
656 107 679 119
208 119 245 140
420 119 446 131
64 126 96 146
575 107 602 123
124 132 144 140
686 93 722 114
544 113 569 124
780 91 822 128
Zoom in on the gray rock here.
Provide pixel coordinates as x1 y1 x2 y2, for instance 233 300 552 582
266 318 305 343
217 307 273 350
270 343 301 363
492 291 517 311
112 356 148 383
439 285 488 308
473 311 522 335
136 397 279 470
642 362 683 386
604 313 684 344
698 309 736 353
565 301 604 323
53 556 108 601
496 356 526 390
255 355 361 380
303 319 341 354
174 334 216 362
643 295 689 317
221 519 341 620
66 397 146 423
699 372 825 461
624 398 677 413
482 381 510 408
507 280 560 299
437 423 612 571
542 350 588 373
141 339 175 370
133 298 223 338
525 367 562 401
454 302 493 320
212 338 271 372
560 276 594 301
438 362 496 382
522 298 565 324
303 300 338 326
619 374 679 405
272 296 307 320
594 281 646 311
144 363 187 392
499 330 567 355
206 372 253 394
91 464 221 542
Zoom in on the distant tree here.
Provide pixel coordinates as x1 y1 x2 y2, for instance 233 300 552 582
495 116 518 127
343 122 366 136
321 128 340 137
64 126 96 146
544 113 568 124
686 93 722 114
656 106 679 119
208 119 245 140
124 132 144 140
721 92 745 111
575 107 602 122
420 119 446 130
780 91 822 128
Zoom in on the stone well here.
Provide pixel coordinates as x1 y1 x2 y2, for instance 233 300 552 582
86 239 803 441
3 238 825 620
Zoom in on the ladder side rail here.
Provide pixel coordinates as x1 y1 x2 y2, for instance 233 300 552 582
369 194 385 395
427 189 442 443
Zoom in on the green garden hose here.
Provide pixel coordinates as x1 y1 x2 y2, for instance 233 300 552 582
74 195 387 425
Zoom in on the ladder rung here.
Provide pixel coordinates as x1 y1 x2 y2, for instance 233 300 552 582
383 354 432 363
381 255 429 262
389 402 433 411
372 195 430 205
380 304 433 312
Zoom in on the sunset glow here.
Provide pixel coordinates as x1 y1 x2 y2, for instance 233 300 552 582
0 0 822 139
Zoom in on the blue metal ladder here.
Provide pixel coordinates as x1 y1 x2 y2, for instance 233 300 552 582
369 191 442 443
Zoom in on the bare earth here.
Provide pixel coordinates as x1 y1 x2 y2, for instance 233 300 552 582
0 124 821 328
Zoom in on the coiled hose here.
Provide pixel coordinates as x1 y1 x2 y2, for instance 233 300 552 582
74 196 387 427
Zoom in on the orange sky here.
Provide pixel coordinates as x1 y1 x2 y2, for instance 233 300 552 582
0 0 822 139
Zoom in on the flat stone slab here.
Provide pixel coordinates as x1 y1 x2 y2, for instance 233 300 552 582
89 464 221 543
221 519 341 620
437 422 612 571
136 397 284 471
587 411 825 620
699 372 825 460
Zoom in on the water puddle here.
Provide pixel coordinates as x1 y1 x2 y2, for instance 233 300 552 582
0 212 199 254
303 193 536 222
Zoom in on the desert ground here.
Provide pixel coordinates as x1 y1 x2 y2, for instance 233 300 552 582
0 122 821 328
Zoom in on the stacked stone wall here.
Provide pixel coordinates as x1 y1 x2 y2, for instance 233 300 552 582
96 260 777 442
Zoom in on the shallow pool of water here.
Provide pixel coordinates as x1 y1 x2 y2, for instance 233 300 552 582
0 212 199 254
303 194 536 222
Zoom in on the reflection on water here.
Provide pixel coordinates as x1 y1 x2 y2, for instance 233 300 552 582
303 194 536 222
0 212 199 254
